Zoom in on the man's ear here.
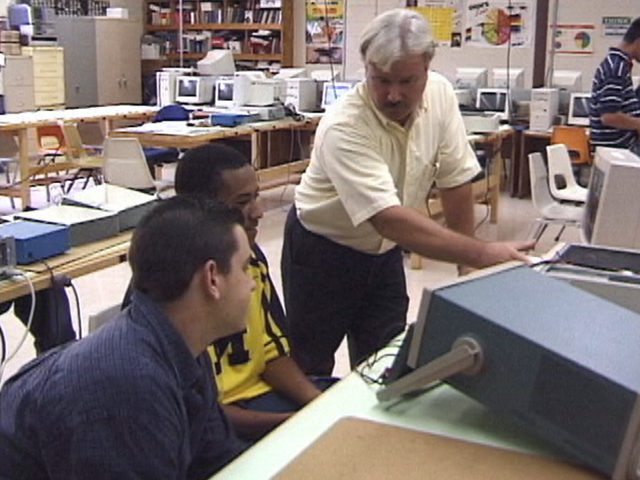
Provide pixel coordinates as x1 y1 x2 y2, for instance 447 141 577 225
202 259 222 300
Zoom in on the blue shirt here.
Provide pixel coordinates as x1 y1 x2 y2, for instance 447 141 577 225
590 47 640 148
0 292 247 480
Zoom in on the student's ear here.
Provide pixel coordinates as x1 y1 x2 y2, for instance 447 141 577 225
202 259 222 300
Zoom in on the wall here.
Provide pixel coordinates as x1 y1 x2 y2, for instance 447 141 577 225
548 0 640 91
342 0 536 86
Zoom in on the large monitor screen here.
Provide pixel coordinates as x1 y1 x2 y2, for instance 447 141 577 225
321 82 352 109
568 93 591 126
177 77 198 98
476 88 510 119
583 147 640 249
215 79 234 106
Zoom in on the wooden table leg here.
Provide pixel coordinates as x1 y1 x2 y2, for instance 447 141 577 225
17 128 30 209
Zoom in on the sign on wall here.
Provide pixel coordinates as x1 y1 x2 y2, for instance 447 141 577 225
551 24 595 55
602 16 631 37
305 0 345 64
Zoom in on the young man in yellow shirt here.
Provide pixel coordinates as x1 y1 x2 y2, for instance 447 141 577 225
175 143 334 440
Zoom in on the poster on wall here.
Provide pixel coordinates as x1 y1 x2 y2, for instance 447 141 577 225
407 1 465 47
551 24 595 55
305 0 344 64
464 0 532 48
602 16 631 37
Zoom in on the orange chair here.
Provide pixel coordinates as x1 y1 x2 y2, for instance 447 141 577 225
550 125 591 165
36 124 67 162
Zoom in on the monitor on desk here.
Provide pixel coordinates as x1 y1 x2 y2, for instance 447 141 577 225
175 76 215 104
476 88 510 120
551 70 583 93
454 67 488 90
583 147 640 249
567 92 590 126
491 68 525 89
214 77 235 108
321 82 352 110
196 49 235 77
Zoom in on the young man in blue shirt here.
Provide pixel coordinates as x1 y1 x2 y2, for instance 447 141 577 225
0 196 252 479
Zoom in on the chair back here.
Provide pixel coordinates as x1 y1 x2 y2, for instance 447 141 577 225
528 152 555 213
154 104 190 122
60 122 89 160
37 124 66 153
545 143 579 191
0 132 18 158
103 137 156 190
77 122 105 149
550 125 591 165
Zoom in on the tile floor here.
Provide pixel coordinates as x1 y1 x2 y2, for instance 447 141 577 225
0 181 582 385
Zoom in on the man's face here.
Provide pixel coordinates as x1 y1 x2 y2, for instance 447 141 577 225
216 225 255 336
218 165 264 246
365 54 429 126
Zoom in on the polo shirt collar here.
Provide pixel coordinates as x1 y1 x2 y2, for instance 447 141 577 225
358 82 427 131
610 47 632 65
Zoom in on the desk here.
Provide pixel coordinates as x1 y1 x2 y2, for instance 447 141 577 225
214 341 596 479
0 105 158 209
111 116 320 189
510 129 553 198
0 231 131 303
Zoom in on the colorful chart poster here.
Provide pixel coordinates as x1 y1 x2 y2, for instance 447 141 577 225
551 24 595 55
305 0 344 64
465 0 532 48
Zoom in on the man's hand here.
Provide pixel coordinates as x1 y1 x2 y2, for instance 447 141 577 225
474 239 536 269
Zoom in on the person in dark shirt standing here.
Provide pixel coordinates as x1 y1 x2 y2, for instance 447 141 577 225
590 17 640 154
0 196 254 479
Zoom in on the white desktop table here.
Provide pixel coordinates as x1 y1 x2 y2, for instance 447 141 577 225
214 344 565 479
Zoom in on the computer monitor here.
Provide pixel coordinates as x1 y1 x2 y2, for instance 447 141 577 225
551 70 583 93
321 82 352 110
274 67 307 79
583 147 640 249
214 77 235 108
476 88 510 120
491 67 524 89
196 49 235 76
454 67 488 90
567 92 591 127
175 76 215 104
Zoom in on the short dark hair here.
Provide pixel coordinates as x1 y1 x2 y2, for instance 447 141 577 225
129 195 244 303
624 17 640 43
175 144 250 197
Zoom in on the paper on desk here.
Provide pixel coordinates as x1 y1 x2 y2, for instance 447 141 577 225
114 121 226 136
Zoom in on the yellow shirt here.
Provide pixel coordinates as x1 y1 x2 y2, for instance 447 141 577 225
295 72 481 254
208 246 289 404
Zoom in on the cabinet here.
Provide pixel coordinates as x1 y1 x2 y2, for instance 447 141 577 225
22 46 65 109
55 17 142 107
144 0 293 69
3 56 35 113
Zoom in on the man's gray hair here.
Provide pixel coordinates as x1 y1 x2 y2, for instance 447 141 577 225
360 9 437 71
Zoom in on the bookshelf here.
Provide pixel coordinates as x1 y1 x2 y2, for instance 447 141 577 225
143 0 293 70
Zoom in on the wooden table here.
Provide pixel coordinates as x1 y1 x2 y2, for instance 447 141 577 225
0 231 131 303
0 105 158 209
110 116 320 189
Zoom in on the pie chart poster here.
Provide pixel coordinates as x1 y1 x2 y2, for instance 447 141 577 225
465 0 532 48
552 24 596 55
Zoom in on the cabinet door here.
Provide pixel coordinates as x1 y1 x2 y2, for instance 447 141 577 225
54 17 98 107
96 19 141 105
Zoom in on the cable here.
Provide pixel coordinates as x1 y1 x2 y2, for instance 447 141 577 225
0 323 6 363
0 269 36 384
68 281 83 339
